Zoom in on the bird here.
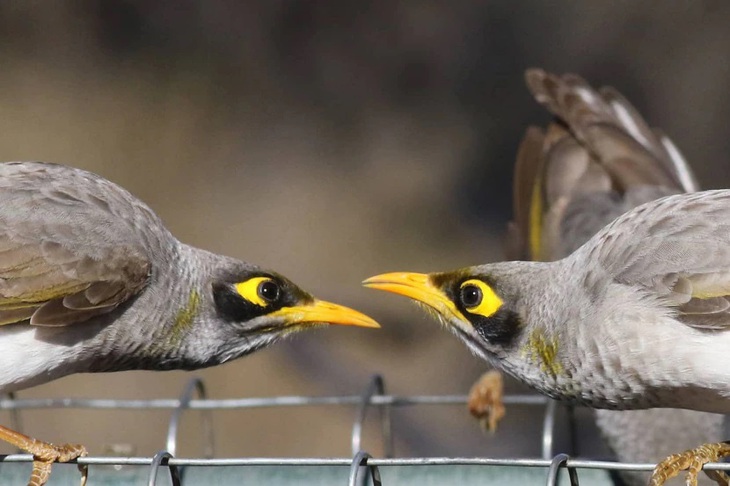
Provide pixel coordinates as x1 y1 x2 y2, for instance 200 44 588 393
466 69 724 486
0 161 380 486
363 77 730 484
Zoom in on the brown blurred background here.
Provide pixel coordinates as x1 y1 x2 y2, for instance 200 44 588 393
1 0 730 463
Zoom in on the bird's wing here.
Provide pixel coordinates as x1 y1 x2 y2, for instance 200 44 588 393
511 69 693 261
520 70 718 486
505 126 544 261
525 68 692 192
0 162 153 327
585 190 730 330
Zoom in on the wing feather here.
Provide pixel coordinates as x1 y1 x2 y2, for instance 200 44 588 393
515 69 688 260
0 162 157 327
521 70 729 331
581 190 730 330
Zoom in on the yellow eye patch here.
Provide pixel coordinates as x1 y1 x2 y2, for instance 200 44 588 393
459 279 503 318
235 277 274 307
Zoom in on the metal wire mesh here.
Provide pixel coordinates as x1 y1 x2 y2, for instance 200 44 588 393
1 375 726 485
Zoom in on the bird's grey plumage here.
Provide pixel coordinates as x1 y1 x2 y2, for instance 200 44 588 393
483 70 721 486
524 70 698 193
427 203 730 412
0 161 378 395
0 163 238 391
0 161 379 486
522 71 730 335
0 162 155 327
490 189 729 413
514 71 723 486
578 190 730 331
364 70 729 485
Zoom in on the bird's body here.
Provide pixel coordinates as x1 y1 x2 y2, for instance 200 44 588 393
485 256 730 414
366 69 730 485
506 69 723 486
0 244 260 393
0 162 267 390
0 161 378 485
367 189 730 485
395 189 730 414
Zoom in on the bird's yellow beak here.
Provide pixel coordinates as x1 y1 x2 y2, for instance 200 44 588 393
269 299 380 328
363 272 462 320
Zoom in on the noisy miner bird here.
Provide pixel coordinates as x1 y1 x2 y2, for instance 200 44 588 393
0 161 379 486
364 88 730 485
466 69 724 486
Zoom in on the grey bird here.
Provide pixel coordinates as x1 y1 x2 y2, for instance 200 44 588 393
0 161 379 486
467 69 724 486
364 74 730 484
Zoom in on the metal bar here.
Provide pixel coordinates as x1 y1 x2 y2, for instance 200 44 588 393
0 394 547 410
541 400 577 459
351 375 393 458
165 377 214 458
541 400 557 459
147 451 181 486
348 451 382 486
5 392 22 436
1 392 24 454
546 454 579 486
4 387 725 482
566 405 576 457
3 455 728 471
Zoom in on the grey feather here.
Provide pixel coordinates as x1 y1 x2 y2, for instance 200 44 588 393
31 298 119 327
514 69 723 486
525 68 682 192
584 190 730 328
0 160 363 428
0 162 153 326
0 307 36 326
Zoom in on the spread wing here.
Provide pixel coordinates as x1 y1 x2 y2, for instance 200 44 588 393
0 162 153 326
584 190 730 330
512 69 696 263
525 68 698 194
517 70 722 330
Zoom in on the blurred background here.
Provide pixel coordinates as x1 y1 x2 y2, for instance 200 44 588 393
1 0 730 465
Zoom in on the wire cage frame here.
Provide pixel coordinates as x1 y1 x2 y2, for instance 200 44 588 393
1 375 728 485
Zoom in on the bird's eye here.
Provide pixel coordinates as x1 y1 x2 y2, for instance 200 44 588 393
460 284 483 308
459 279 503 317
257 280 280 303
234 277 281 307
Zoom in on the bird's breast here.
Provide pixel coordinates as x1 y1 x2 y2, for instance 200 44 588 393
0 324 92 393
551 293 730 412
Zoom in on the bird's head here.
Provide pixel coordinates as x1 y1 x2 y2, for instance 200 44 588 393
363 265 528 360
182 264 379 366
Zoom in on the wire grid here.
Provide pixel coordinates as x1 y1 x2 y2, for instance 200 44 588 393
0 375 726 486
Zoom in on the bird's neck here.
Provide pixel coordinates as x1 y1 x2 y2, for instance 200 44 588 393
84 242 216 372
88 244 265 372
